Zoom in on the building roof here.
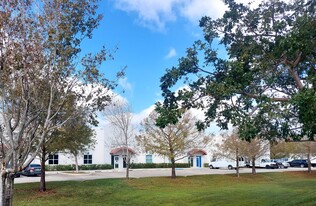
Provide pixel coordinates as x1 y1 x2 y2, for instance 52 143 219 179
110 147 136 155
187 148 207 156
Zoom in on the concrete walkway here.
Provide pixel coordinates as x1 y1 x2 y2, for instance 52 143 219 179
14 167 308 184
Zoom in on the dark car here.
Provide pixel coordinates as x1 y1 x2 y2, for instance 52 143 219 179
14 172 21 178
22 164 41 176
288 159 308 168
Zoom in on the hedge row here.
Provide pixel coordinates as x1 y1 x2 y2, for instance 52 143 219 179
45 163 190 171
130 163 190 169
46 164 113 171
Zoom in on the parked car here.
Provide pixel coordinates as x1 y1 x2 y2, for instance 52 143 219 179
260 159 279 169
273 160 289 169
288 159 308 168
249 159 278 169
310 158 316 167
14 172 21 178
5 162 21 177
22 164 41 176
209 157 247 170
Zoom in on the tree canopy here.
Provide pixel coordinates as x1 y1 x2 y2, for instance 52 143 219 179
159 0 316 141
0 0 120 204
51 113 96 172
0 0 118 171
137 111 211 178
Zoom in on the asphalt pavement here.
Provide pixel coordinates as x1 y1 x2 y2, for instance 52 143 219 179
14 167 308 184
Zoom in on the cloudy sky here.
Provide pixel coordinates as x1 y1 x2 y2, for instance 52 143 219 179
82 0 256 126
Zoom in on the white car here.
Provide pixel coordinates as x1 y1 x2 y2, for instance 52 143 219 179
251 159 278 169
209 157 247 170
276 161 290 168
310 158 316 167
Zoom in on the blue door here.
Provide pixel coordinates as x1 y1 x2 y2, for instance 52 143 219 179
196 156 202 167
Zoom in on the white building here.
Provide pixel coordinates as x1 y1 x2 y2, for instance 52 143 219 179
42 127 212 170
38 124 271 171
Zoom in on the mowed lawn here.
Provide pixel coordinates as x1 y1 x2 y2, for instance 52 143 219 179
14 171 316 206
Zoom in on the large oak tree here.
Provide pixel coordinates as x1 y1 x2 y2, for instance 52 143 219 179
158 0 316 142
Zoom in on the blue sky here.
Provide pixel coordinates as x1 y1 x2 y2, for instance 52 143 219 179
82 0 253 117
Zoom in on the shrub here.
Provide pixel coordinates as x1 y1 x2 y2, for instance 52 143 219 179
45 163 190 171
45 164 113 171
130 163 190 169
79 164 113 170
45 165 74 171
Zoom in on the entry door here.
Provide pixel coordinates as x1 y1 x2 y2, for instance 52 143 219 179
123 156 127 168
111 155 114 168
114 155 119 168
196 156 202 167
190 156 194 167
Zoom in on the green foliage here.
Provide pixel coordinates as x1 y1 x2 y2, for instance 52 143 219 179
45 164 113 171
130 163 190 169
0 0 121 176
159 0 316 141
78 164 113 170
45 165 74 171
51 114 96 157
292 89 316 140
45 163 190 171
0 0 121 203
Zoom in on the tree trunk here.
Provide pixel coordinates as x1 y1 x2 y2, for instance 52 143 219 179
251 157 256 175
171 157 176 179
235 148 239 177
40 145 46 192
75 155 79 173
307 152 312 174
126 156 130 179
1 171 14 206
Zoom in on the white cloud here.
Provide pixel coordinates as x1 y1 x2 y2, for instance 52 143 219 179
113 0 181 31
132 104 155 125
118 77 133 92
165 48 177 59
111 0 229 31
112 0 291 31
179 0 227 24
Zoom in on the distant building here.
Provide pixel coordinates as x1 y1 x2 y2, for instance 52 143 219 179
32 127 212 170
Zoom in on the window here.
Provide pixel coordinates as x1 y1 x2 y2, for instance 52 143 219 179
146 155 152 163
84 154 92 164
189 156 193 167
48 154 59 165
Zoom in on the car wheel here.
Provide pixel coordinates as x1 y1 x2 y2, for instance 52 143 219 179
300 164 305 168
228 165 233 170
209 165 214 169
265 165 270 169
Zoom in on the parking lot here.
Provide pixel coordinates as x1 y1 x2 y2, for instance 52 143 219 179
14 167 307 184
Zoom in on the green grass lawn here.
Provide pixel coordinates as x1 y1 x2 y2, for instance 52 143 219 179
13 171 316 206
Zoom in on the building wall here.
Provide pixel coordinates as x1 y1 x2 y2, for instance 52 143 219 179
42 125 270 169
